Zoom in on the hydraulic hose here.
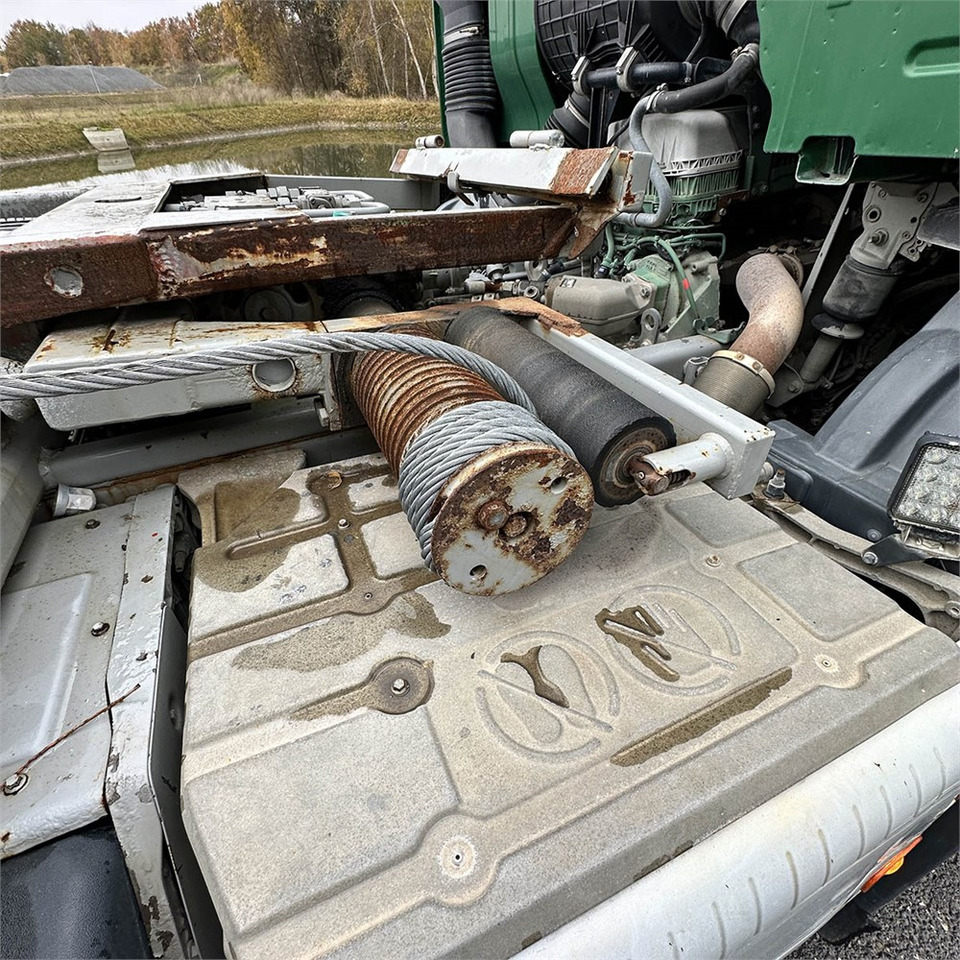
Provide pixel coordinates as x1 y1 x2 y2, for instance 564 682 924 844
693 252 804 415
437 0 500 147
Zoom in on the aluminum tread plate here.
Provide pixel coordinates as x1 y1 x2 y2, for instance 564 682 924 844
179 455 959 959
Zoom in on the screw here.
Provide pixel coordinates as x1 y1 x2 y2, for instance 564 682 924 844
705 555 721 567
3 773 27 796
476 499 509 531
945 601 960 619
866 528 882 542
85 518 100 529
91 621 110 636
863 551 879 566
337 518 349 529
391 677 410 696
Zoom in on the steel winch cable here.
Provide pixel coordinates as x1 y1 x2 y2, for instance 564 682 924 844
0 331 535 411
396 400 577 571
350 346 594 595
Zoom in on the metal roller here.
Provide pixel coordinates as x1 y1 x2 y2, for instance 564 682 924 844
445 307 676 506
350 343 594 595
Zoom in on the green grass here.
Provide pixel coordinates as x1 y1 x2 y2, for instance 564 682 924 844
0 89 440 162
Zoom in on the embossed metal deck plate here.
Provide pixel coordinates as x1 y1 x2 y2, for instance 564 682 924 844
180 455 957 959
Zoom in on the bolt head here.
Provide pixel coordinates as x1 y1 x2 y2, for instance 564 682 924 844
476 499 510 531
91 621 110 637
945 601 960 619
501 512 531 539
705 555 721 567
337 518 349 529
863 551 879 566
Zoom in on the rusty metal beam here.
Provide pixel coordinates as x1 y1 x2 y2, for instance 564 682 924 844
0 206 575 327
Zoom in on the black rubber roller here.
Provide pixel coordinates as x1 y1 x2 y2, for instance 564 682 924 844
445 307 675 506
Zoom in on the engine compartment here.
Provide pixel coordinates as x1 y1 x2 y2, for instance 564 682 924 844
1 2 958 957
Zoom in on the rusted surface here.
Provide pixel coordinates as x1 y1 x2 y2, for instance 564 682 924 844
350 348 504 469
493 296 589 336
727 253 805 373
551 148 617 196
0 235 157 327
0 207 575 326
430 442 593 595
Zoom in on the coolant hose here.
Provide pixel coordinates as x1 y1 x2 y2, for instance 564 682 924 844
693 252 804 415
648 42 759 114
437 0 500 147
621 95 674 228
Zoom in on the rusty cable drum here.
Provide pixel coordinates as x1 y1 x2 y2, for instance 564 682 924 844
350 348 594 595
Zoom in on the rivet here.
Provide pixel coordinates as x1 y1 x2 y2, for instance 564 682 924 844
91 621 110 636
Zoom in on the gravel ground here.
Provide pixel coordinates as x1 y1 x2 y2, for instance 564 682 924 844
790 855 959 959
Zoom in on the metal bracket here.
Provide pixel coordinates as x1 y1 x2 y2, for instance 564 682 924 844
513 299 774 499
391 146 653 256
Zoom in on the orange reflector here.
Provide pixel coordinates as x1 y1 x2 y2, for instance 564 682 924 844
861 835 922 892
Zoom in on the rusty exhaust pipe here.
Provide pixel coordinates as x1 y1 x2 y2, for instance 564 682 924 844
694 252 804 415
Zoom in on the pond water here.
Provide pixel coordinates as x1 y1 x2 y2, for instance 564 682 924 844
2 127 409 192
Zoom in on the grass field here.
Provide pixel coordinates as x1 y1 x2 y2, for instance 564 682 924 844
1 87 440 162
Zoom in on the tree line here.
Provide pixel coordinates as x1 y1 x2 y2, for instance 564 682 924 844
0 0 438 99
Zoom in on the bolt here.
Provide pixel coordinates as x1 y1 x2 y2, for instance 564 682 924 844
91 621 110 636
863 551 879 566
866 528 882 542
476 499 510 531
944 601 960 619
705 555 721 567
85 518 100 529
869 229 889 245
337 518 349 529
788 383 800 393
2 773 27 796
501 512 531 539
629 459 670 496
391 677 410 696
764 468 787 500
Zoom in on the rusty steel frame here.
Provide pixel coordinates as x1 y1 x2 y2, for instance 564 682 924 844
0 205 576 327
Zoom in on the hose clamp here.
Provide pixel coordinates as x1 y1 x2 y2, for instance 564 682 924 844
711 349 776 394
571 56 590 96
615 46 639 92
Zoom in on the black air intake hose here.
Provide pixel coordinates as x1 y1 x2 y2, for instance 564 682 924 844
437 0 500 147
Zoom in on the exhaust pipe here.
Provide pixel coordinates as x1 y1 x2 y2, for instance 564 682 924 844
694 253 804 415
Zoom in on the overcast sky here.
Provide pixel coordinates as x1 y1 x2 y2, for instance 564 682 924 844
1 1 204 38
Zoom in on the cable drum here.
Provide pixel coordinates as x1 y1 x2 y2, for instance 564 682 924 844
350 351 594 596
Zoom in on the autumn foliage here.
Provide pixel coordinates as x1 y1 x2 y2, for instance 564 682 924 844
1 0 438 99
